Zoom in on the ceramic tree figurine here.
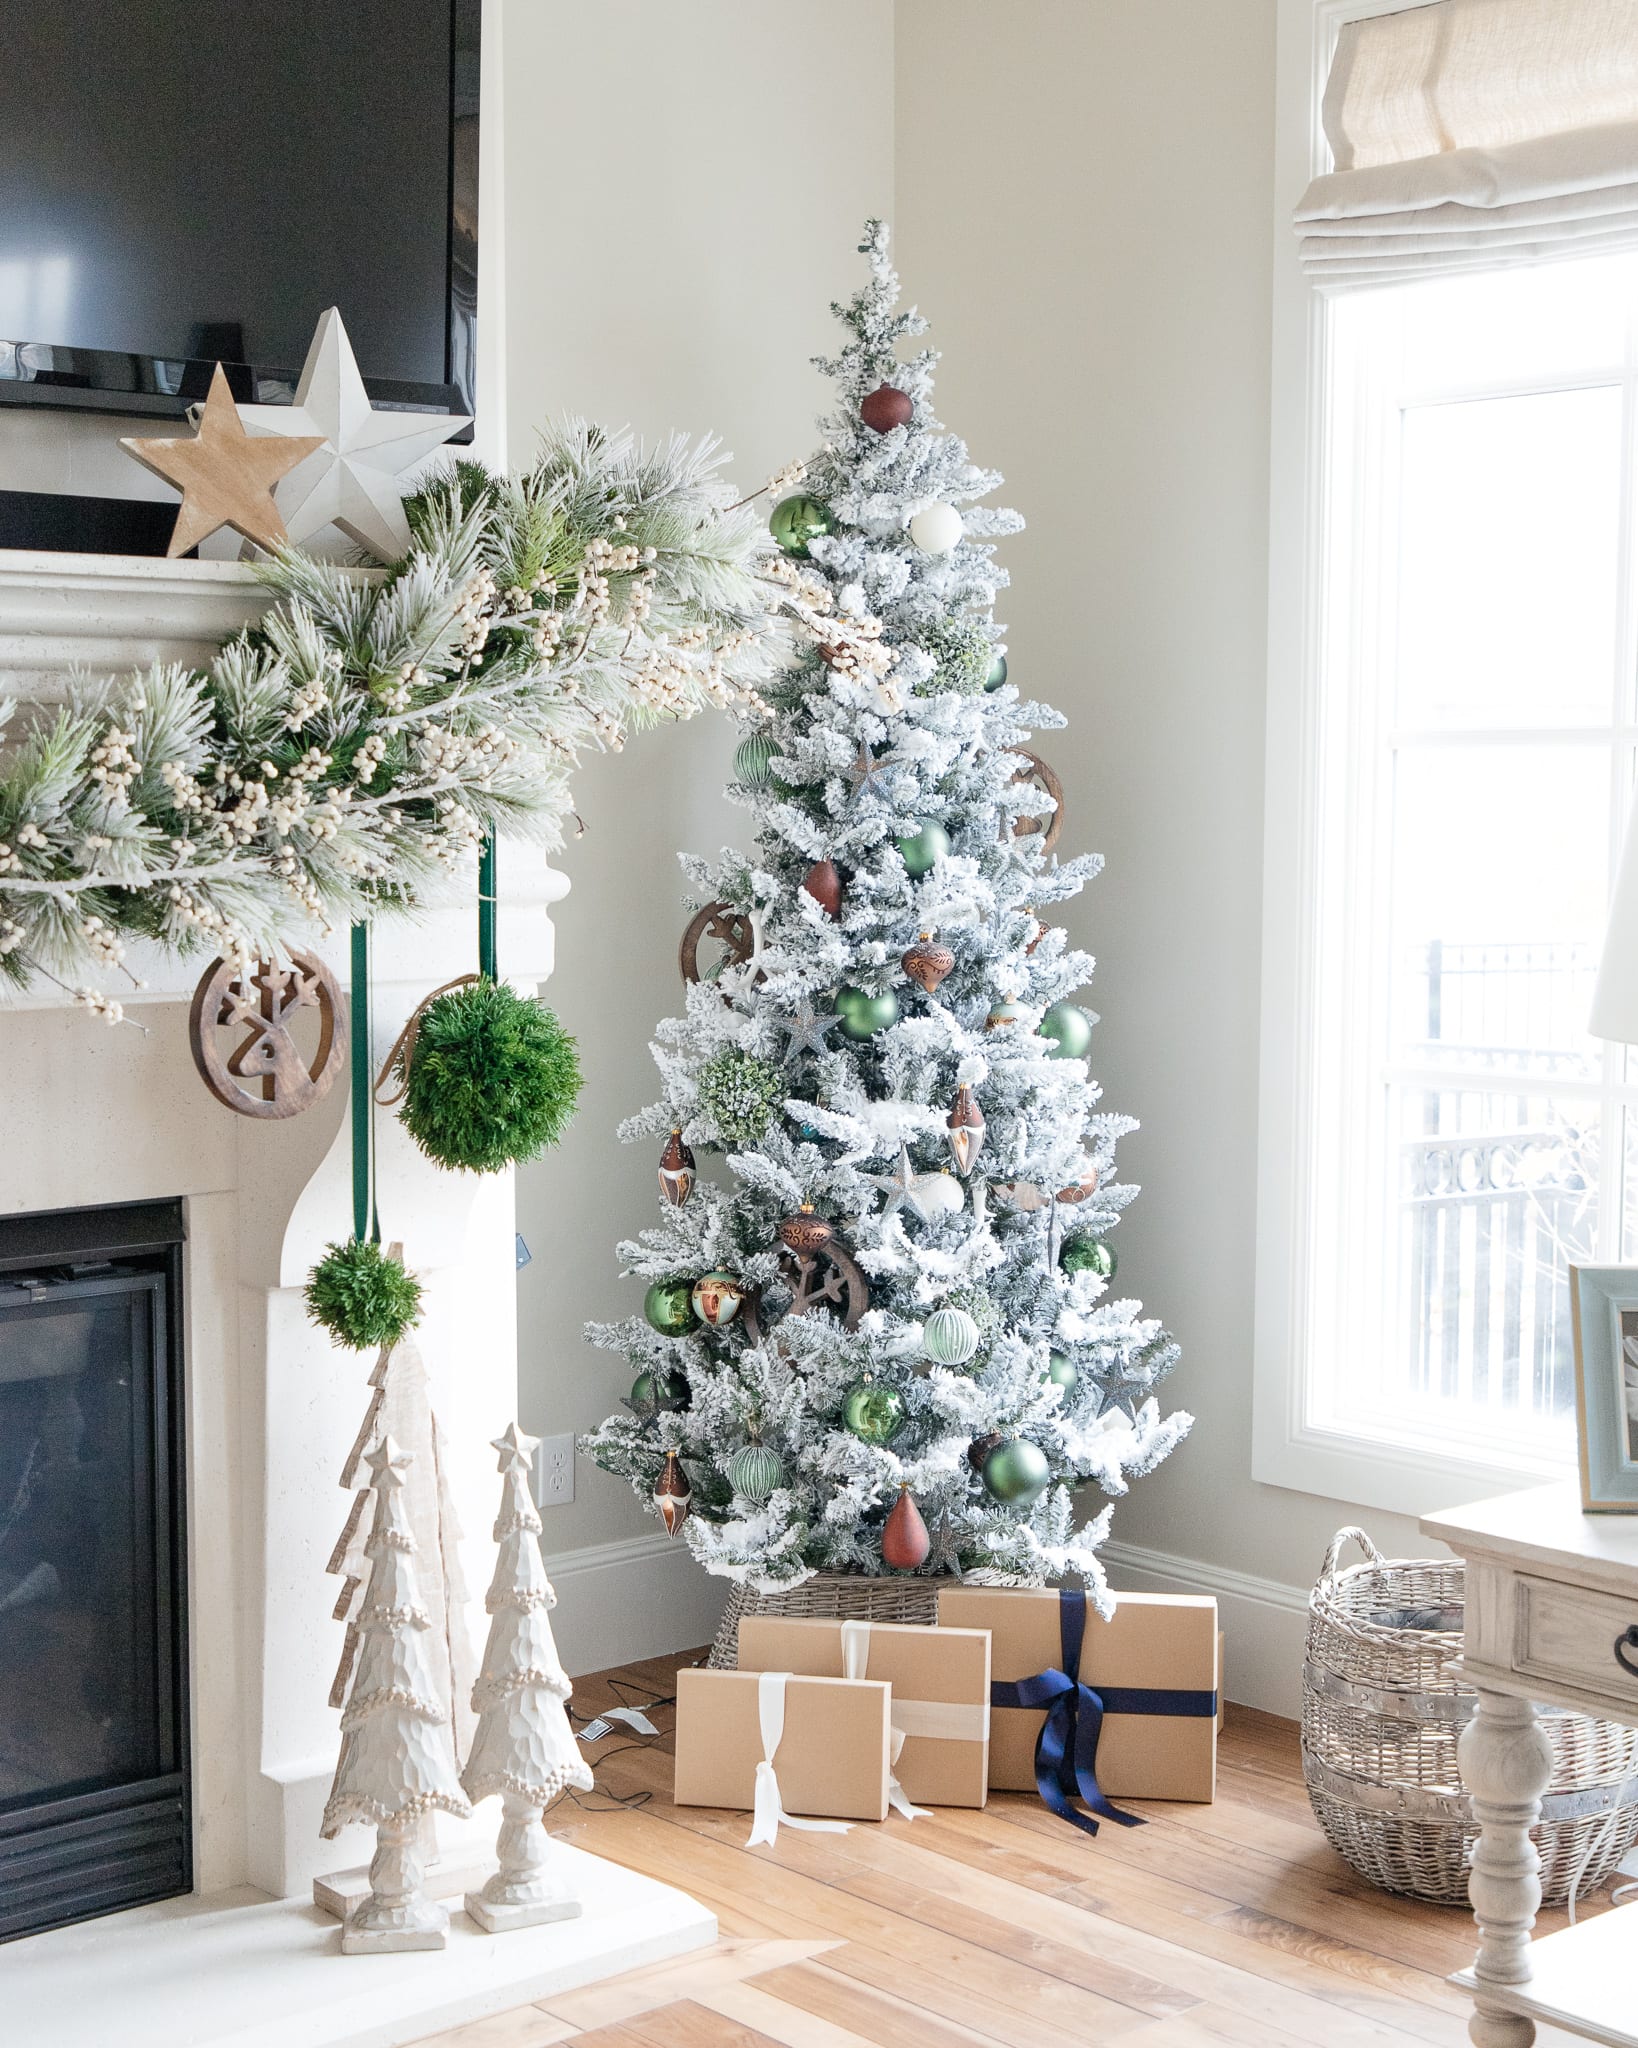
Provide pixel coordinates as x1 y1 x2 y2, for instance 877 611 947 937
322 1435 472 1953
461 1423 593 1931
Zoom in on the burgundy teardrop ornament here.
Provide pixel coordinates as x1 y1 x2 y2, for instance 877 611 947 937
802 860 844 919
882 1485 931 1570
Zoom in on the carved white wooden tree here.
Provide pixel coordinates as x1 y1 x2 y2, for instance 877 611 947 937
328 1274 477 1768
323 1434 472 1953
461 1422 593 1932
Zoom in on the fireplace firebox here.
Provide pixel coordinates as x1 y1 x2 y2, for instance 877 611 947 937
0 1200 188 1942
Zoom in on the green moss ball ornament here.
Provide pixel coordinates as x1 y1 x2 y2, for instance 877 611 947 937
1039 1000 1094 1061
643 1279 698 1334
1061 1236 1117 1281
896 818 951 878
981 1437 1052 1505
770 493 833 557
305 1239 424 1351
696 1047 783 1147
913 618 993 696
399 978 581 1173
835 985 901 1040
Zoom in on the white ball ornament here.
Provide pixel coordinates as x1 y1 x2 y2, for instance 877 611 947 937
923 1306 980 1367
906 1170 965 1224
909 503 963 556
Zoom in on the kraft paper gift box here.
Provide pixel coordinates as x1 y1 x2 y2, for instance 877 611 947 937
737 1614 991 1808
939 1586 1219 1815
673 1665 892 1825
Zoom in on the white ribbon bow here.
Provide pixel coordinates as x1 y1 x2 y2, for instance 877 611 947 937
746 1670 855 1848
841 1620 932 1823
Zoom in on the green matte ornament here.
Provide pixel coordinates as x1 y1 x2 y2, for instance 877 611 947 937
1039 1001 1094 1060
982 1437 1051 1505
770 493 833 557
923 1306 981 1367
895 818 951 878
728 1440 785 1503
733 732 778 788
843 1380 905 1446
1061 1237 1117 1281
643 1278 697 1334
1047 1350 1078 1391
983 651 1009 693
835 985 900 1040
630 1367 689 1413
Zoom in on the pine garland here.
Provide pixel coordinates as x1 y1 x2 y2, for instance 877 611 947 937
0 425 785 1015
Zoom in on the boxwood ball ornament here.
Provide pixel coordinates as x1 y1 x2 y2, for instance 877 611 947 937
770 493 833 557
835 985 900 1040
982 1437 1051 1505
896 818 950 878
1039 1000 1094 1060
643 1278 697 1335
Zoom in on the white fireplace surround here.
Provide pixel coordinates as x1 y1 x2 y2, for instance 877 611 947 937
0 553 715 2039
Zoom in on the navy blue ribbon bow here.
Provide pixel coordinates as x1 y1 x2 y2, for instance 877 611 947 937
990 1588 1217 1837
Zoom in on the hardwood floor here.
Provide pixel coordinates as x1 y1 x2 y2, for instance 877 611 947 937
417 1649 1617 2048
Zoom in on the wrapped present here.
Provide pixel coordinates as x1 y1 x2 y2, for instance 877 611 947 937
738 1614 991 1810
939 1586 1218 1834
673 1665 892 1841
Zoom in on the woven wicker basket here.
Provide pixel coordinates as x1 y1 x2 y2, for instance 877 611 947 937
1304 1528 1638 1904
709 1571 944 1668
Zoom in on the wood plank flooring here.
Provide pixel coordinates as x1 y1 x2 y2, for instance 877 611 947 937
416 1649 1619 2048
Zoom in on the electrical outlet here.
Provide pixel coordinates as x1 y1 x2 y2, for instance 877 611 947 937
536 1432 575 1508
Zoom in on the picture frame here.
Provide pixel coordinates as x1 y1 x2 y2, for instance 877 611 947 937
1568 1264 1638 1511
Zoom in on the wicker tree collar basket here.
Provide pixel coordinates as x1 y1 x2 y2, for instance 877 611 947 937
1303 1527 1638 1904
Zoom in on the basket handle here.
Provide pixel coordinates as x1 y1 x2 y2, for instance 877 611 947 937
1319 1525 1385 1585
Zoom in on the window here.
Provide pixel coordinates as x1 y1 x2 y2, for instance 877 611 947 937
1260 252 1638 1509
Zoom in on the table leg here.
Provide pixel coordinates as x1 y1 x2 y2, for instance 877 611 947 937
1457 1687 1555 2048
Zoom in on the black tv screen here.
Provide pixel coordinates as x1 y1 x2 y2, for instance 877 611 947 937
0 0 477 420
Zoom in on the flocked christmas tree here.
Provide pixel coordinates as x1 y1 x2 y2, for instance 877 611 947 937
461 1423 592 1933
585 221 1191 1596
322 1435 471 1952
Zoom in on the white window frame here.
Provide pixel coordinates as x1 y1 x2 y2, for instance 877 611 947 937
1255 0 1616 1516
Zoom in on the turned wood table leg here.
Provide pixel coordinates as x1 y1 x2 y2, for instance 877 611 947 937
1457 1688 1555 2048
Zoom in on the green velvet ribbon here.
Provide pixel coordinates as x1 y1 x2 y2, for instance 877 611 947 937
478 833 498 982
350 922 380 1244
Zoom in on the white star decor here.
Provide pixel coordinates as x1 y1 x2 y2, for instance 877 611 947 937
239 306 470 560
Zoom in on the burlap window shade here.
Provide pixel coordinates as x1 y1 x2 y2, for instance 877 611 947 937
1295 0 1638 286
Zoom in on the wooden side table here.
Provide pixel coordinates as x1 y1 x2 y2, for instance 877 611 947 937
1422 1484 1638 2048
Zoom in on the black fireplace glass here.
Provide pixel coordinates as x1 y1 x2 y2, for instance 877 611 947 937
0 1201 188 1942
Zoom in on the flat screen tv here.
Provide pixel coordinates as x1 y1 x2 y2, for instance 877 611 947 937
0 0 478 428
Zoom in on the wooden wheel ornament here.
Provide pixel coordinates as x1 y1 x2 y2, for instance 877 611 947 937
743 1240 870 1341
679 900 763 986
189 950 345 1118
1009 750 1064 854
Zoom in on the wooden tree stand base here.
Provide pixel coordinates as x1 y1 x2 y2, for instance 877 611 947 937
709 1572 944 1668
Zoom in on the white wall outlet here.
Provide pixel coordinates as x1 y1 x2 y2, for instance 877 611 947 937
536 1432 575 1508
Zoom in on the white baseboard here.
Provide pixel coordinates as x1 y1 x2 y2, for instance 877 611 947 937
540 1527 1313 1721
545 1531 726 1679
1101 1538 1309 1720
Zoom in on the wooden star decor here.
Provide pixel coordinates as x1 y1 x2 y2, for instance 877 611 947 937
120 364 327 558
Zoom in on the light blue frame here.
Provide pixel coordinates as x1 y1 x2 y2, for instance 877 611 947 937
1569 1264 1638 1512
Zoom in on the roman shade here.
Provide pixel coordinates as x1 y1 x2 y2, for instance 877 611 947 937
1295 0 1638 286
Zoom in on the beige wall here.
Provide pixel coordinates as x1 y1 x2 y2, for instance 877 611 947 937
510 0 1429 1689
507 0 895 1560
